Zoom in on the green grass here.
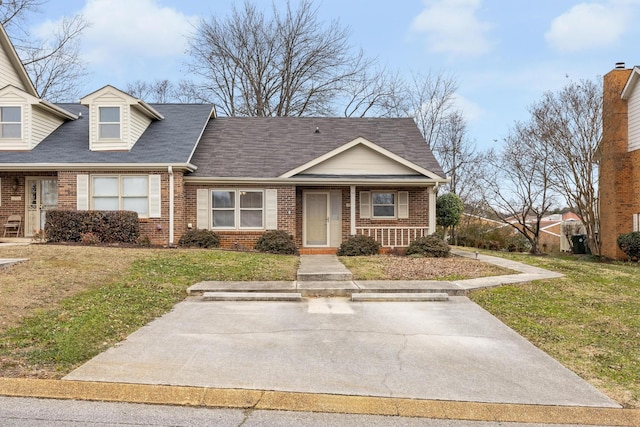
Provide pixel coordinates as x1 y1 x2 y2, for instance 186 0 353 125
469 251 640 407
0 249 298 375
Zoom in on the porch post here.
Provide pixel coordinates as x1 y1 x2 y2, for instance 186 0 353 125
350 185 356 236
428 185 437 235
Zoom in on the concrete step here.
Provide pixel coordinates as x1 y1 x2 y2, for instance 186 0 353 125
351 292 450 302
201 292 302 301
296 272 353 282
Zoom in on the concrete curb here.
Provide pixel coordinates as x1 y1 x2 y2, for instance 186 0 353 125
0 378 637 425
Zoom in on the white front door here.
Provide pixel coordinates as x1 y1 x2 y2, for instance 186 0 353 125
25 177 58 236
304 192 329 247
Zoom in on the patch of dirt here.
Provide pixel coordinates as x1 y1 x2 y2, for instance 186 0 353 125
379 255 512 280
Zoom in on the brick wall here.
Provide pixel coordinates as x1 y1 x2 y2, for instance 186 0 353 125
183 184 297 249
599 68 639 259
58 170 180 246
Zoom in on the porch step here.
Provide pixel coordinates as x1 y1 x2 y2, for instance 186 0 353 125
296 255 353 282
202 292 302 301
351 292 450 302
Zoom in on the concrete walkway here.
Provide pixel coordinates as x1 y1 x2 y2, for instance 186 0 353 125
188 249 565 298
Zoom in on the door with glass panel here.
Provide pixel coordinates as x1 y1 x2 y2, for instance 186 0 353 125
25 177 58 236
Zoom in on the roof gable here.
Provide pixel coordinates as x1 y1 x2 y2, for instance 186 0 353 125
282 137 442 179
0 24 38 97
80 85 163 120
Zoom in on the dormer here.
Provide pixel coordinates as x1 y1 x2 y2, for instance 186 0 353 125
80 85 164 151
0 85 77 150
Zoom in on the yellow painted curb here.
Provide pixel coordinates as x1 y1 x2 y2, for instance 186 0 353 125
1 378 639 426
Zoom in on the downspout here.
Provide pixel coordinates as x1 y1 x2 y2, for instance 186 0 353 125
350 185 356 236
168 166 174 246
429 183 439 235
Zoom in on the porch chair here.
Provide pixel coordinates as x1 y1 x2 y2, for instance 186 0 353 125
2 214 21 237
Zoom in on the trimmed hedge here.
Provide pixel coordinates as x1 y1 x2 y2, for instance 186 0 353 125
617 232 640 261
337 235 380 256
406 235 450 257
255 230 298 255
178 229 220 248
45 210 140 243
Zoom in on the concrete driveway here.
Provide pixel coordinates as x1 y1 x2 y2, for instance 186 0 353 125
65 296 618 408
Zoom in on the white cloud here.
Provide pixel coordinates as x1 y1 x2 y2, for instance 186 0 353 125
452 94 483 123
545 1 634 52
32 0 196 79
410 0 493 57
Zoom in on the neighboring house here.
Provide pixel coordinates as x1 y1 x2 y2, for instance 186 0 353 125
598 63 640 260
0 24 447 252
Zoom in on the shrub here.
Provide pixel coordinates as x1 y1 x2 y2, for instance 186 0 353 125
617 232 640 261
255 230 298 254
178 229 220 248
45 210 139 244
337 235 380 256
406 235 450 257
80 232 100 245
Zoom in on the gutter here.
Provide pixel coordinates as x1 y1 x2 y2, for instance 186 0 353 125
168 166 174 246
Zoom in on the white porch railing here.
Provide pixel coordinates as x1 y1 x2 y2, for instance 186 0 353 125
355 226 429 247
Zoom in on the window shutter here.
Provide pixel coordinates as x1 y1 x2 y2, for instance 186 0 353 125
77 174 89 210
265 189 278 230
398 191 409 219
148 175 161 218
0 178 2 206
197 189 210 229
360 191 371 219
634 214 639 232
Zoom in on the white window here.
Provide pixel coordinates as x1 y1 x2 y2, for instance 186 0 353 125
0 106 21 139
92 175 149 217
99 106 120 139
372 192 396 218
212 190 264 229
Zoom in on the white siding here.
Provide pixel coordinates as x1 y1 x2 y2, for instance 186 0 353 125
303 144 417 175
31 106 65 148
129 107 153 149
0 43 27 90
628 86 640 152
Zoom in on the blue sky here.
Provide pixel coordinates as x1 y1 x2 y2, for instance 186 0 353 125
27 0 640 150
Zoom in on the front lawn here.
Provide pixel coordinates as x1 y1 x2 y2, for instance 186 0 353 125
469 252 640 408
0 245 298 377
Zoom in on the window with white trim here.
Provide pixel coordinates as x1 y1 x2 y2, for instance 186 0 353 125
98 106 120 139
0 106 21 139
372 191 396 218
212 190 264 229
92 175 149 217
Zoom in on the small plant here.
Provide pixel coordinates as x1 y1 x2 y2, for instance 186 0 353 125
255 230 298 255
178 229 220 248
337 235 380 256
617 232 640 261
137 235 152 247
406 235 450 258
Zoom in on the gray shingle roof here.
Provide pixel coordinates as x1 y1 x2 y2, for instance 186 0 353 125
0 103 214 165
188 117 446 179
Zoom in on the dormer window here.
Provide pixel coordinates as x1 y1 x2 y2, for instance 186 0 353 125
98 106 120 139
0 106 21 139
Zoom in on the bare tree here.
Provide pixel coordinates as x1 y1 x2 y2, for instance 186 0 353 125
341 66 405 118
1 1 88 102
527 79 602 255
401 71 458 150
434 110 484 200
482 123 558 254
187 0 370 117
126 79 208 104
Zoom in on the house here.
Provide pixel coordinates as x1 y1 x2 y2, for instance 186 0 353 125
0 24 447 252
598 63 640 260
